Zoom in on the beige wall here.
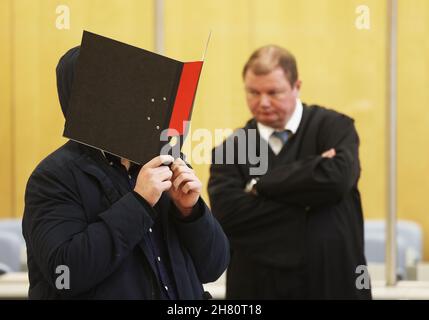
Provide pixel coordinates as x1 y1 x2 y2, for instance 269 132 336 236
0 0 13 217
397 0 429 252
0 0 428 259
165 0 388 225
0 0 154 217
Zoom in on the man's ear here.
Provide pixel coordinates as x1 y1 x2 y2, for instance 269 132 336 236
292 80 302 99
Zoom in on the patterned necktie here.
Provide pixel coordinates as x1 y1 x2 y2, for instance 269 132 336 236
271 130 291 145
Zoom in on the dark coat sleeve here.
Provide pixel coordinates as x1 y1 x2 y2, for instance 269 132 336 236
23 167 154 297
172 199 230 283
208 153 306 267
256 113 361 208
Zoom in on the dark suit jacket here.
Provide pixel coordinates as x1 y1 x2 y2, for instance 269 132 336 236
208 104 371 299
23 141 229 299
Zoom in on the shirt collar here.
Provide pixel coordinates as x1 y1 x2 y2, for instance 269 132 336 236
102 151 142 175
257 98 303 141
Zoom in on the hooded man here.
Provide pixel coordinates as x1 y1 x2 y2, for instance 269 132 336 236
22 46 229 299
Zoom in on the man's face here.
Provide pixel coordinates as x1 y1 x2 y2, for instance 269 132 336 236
244 67 300 129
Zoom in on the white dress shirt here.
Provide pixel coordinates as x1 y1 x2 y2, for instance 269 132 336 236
257 99 303 155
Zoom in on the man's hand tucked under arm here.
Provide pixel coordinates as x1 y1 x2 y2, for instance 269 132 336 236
321 148 336 158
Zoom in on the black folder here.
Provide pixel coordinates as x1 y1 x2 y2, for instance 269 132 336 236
64 31 203 164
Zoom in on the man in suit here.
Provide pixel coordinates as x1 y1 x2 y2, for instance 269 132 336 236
22 46 229 299
208 45 371 299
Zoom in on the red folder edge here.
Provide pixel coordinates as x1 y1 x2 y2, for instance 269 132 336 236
168 61 204 136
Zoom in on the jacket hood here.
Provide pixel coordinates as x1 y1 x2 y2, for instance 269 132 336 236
56 46 80 117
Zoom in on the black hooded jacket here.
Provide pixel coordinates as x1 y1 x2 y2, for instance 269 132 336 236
56 46 80 117
22 47 229 299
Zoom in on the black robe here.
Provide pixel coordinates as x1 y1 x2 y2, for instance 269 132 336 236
208 104 372 299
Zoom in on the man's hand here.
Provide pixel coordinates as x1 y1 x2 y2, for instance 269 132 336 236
134 155 174 207
169 157 202 217
321 148 336 158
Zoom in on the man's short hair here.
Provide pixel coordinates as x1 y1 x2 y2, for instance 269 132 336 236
242 45 298 86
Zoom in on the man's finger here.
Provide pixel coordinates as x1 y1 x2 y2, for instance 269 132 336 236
160 180 172 191
182 181 202 194
321 148 336 158
173 172 194 190
171 161 192 181
152 166 172 174
171 164 192 178
171 157 187 171
157 168 173 182
143 155 174 169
